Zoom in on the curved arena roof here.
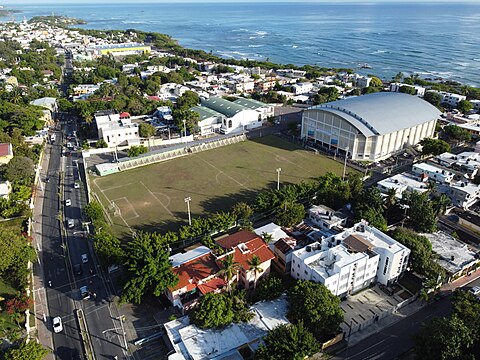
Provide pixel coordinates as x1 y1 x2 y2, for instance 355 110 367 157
308 92 441 137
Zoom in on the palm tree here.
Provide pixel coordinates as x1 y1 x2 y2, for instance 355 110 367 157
261 232 273 244
218 253 239 295
247 255 264 290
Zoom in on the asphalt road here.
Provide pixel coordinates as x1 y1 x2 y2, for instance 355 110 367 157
63 122 127 360
333 296 453 360
42 130 84 360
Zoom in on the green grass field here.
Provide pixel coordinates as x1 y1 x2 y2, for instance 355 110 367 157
91 136 354 237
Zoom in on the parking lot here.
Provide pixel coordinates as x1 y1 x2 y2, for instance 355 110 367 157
340 284 414 337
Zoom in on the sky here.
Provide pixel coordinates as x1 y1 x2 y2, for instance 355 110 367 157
5 0 480 4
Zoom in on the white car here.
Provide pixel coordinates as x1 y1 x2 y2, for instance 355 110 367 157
65 199 71 207
80 286 90 300
52 316 63 333
469 286 480 296
81 254 88 264
67 218 75 228
74 182 80 189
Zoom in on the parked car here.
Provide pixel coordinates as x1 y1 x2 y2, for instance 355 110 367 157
67 218 74 228
74 182 80 189
73 264 82 276
65 199 71 206
81 254 88 264
80 286 90 300
52 316 63 333
469 286 480 296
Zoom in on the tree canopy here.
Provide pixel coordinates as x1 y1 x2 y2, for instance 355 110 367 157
255 322 320 360
457 99 473 114
121 232 178 304
190 292 235 329
443 124 471 143
3 340 49 360
3 156 35 184
420 137 451 156
287 280 343 339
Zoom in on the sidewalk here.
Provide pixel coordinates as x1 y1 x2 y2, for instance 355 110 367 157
346 268 480 347
31 145 55 360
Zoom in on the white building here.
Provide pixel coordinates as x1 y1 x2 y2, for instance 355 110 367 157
0 180 12 199
307 204 348 230
376 173 429 198
301 92 440 162
470 99 480 111
233 97 274 120
190 105 223 136
444 181 480 209
355 76 372 89
291 222 410 296
292 82 313 95
389 82 426 97
412 163 454 183
94 111 140 147
428 91 466 108
197 97 263 134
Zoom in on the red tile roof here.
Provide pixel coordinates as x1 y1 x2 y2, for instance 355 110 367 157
0 143 13 157
171 253 219 292
198 277 226 295
216 230 260 249
233 237 275 270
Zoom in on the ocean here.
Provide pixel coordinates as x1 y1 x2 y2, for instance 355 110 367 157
8 2 480 86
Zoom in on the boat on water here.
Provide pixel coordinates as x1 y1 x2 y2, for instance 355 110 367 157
359 63 373 69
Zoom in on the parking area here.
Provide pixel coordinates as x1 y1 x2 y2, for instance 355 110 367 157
340 284 414 337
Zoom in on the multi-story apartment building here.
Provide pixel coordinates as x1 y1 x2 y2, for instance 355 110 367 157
291 222 410 296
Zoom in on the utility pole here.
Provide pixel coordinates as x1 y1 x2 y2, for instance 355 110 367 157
184 197 192 225
276 168 282 190
342 146 349 181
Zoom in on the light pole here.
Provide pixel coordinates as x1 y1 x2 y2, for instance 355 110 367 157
184 197 192 225
182 119 187 139
276 168 282 190
342 146 349 181
400 204 410 227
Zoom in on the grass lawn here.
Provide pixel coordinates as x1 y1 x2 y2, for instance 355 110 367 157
91 135 357 237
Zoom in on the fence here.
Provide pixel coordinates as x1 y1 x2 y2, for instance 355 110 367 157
96 133 247 173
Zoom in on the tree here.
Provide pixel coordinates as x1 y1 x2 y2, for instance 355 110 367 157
275 201 304 227
93 228 124 266
420 137 451 156
443 124 471 143
287 280 343 339
424 91 442 108
391 227 433 274
3 340 49 360
218 253 240 295
83 201 104 222
176 90 199 109
3 156 34 184
121 232 178 304
457 99 473 114
251 275 283 303
247 255 264 290
255 322 320 360
451 290 480 342
96 139 107 148
190 293 234 329
415 315 473 360
369 76 383 88
231 202 253 224
399 85 416 95
127 145 148 157
138 123 156 138
404 192 437 233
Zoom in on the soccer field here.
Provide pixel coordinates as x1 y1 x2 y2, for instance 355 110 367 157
91 135 354 236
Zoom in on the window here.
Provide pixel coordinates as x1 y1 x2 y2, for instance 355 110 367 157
228 120 233 128
304 270 308 275
383 257 390 275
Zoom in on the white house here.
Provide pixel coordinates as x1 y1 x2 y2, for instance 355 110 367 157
233 97 274 120
444 181 480 209
307 204 348 230
389 82 425 97
427 91 466 108
290 222 410 296
376 173 429 198
190 105 223 136
412 163 454 183
292 82 313 95
94 111 140 147
355 76 372 89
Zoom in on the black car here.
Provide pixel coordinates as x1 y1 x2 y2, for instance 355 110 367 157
73 264 83 276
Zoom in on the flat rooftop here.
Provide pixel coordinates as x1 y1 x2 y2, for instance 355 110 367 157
413 162 453 176
377 173 428 195
422 231 478 274
165 297 289 360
